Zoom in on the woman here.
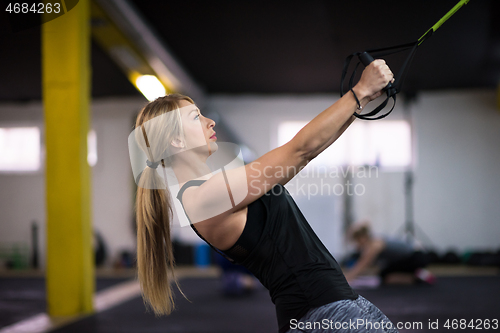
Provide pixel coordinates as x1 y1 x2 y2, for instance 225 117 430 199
345 222 435 285
134 60 398 333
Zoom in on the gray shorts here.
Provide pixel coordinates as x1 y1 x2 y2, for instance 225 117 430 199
286 295 400 333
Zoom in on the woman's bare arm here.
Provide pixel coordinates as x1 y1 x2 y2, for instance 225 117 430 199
344 239 385 282
306 115 356 161
294 60 392 162
277 114 355 186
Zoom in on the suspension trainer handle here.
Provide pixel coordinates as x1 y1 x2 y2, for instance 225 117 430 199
340 49 401 121
342 0 472 121
358 52 397 96
358 51 375 66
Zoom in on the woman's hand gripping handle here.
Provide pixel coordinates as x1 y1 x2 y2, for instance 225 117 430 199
352 52 395 109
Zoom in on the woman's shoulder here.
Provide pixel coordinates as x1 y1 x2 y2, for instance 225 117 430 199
176 179 208 201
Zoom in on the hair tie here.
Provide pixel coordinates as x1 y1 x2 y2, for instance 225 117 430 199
146 159 160 169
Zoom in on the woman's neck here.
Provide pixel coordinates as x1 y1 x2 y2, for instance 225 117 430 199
171 155 213 184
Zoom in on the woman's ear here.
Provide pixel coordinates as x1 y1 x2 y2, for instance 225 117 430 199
171 138 185 149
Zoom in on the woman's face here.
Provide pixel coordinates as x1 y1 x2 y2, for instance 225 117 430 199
176 100 217 153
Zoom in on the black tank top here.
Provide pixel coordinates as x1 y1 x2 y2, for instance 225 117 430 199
177 180 358 333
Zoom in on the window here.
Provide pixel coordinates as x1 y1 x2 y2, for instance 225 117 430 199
278 120 411 169
0 127 98 172
87 129 97 167
0 127 40 172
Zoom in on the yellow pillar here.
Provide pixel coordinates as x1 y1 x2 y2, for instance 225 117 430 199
42 0 94 317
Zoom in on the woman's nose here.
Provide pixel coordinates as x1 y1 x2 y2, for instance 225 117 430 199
204 116 215 128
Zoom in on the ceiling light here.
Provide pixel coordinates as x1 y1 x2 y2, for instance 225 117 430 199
135 75 166 101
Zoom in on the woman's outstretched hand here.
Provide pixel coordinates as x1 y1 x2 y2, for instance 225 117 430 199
352 59 395 106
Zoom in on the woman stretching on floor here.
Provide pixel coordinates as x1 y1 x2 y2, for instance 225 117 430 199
132 59 399 332
344 222 435 285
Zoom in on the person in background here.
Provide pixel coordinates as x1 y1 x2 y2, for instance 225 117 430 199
344 221 435 285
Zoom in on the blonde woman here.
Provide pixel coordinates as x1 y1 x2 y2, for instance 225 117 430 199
133 60 399 333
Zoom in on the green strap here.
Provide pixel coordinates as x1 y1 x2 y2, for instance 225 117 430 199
418 0 471 46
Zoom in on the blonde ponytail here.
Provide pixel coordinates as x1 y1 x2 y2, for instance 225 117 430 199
136 164 177 314
134 94 194 315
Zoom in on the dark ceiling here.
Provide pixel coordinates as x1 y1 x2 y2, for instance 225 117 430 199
0 0 498 101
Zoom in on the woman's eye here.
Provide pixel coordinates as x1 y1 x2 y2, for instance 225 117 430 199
194 114 200 120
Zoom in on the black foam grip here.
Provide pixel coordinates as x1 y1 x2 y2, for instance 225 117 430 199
359 52 374 66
